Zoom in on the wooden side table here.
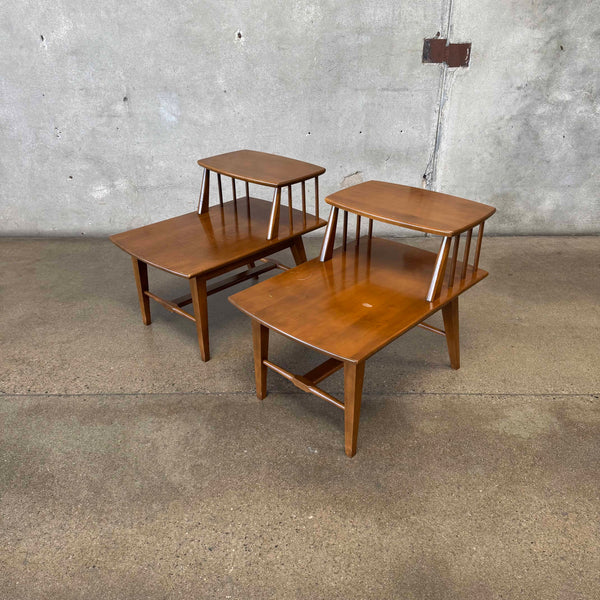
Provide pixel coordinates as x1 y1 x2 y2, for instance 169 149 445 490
110 150 326 361
229 180 496 456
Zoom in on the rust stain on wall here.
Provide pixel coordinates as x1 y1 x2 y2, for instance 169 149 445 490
423 38 471 67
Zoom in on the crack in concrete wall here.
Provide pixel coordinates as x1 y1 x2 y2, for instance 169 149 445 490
423 0 455 191
341 171 364 188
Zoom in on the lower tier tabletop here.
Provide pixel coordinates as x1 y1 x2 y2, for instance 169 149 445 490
229 237 488 363
110 198 325 278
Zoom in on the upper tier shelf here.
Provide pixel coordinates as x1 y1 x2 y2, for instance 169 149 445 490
197 150 326 188
325 180 496 236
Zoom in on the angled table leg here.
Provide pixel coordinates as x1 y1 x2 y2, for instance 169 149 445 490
442 297 460 369
131 257 151 325
344 361 366 457
290 237 308 265
190 276 210 361
252 320 269 399
248 260 259 280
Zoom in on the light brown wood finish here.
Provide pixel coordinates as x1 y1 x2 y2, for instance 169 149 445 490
217 173 223 204
461 228 473 280
324 181 495 305
112 200 323 279
190 277 209 362
319 206 339 262
230 179 495 456
342 210 349 250
326 180 495 236
197 149 325 187
287 185 293 231
132 257 151 325
418 321 446 336
344 361 365 457
267 188 282 241
231 177 237 203
442 297 460 369
198 168 210 214
252 320 269 399
426 235 452 302
110 150 326 360
263 359 344 410
301 181 306 216
231 238 487 363
448 234 461 287
290 237 307 265
473 222 485 271
303 357 343 384
144 290 195 322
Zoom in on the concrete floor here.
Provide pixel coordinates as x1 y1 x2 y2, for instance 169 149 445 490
1 235 599 599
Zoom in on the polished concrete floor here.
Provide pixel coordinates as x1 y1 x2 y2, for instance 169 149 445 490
1 235 599 599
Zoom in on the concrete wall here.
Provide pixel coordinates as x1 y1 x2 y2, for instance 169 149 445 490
1 1 598 236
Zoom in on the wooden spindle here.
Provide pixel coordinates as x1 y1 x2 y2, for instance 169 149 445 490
315 177 319 220
245 181 250 199
448 234 460 287
368 219 373 239
231 177 237 203
355 215 362 241
267 187 281 240
426 236 451 302
217 173 223 205
472 222 485 272
460 228 472 279
198 168 210 214
301 181 306 226
342 210 348 250
288 185 293 230
319 206 339 262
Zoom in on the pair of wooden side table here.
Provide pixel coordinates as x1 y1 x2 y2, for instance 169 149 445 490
111 150 495 456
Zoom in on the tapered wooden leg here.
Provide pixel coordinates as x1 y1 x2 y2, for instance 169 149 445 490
344 361 366 457
442 297 460 370
319 206 339 262
248 260 259 279
131 257 151 325
190 276 210 361
252 320 269 399
290 237 307 265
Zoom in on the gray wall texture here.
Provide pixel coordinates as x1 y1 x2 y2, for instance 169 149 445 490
1 0 598 236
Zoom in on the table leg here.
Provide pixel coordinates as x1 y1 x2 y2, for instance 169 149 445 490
290 237 307 265
131 257 151 325
344 361 366 457
442 297 460 369
252 320 269 399
247 260 259 280
190 276 210 361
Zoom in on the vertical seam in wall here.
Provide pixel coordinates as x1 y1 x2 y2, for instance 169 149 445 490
424 0 455 198
445 0 454 39
428 66 448 192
